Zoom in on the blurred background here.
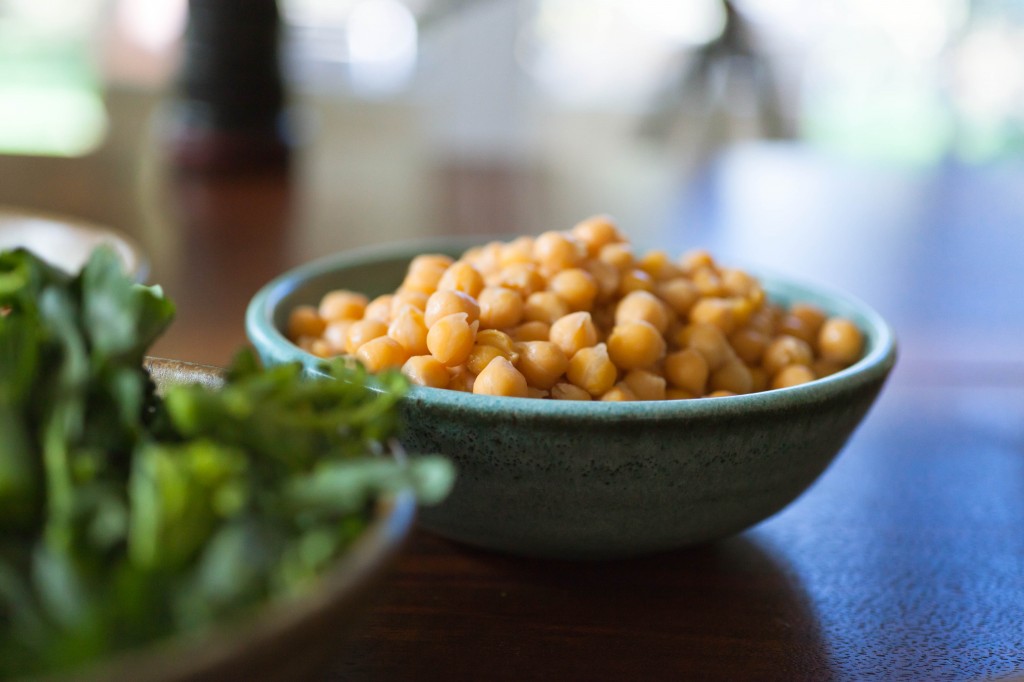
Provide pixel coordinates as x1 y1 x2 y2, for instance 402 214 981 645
1 0 1022 368
6 6 1023 678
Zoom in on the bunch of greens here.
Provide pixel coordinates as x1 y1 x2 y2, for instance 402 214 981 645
0 248 452 679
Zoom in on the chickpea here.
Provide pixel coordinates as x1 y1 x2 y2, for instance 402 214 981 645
777 315 817 347
402 254 452 294
721 269 757 297
477 286 524 330
447 366 476 392
323 320 354 354
550 382 592 401
474 356 529 398
762 335 814 376
790 303 826 335
309 339 332 358
528 387 550 399
607 321 666 371
706 390 736 398
345 319 388 355
615 290 670 334
567 343 618 396
729 327 769 365
622 369 666 401
549 268 598 312
318 290 368 322
818 317 864 365
689 297 737 335
499 236 535 267
355 336 409 373
665 318 686 349
584 259 621 303
288 305 325 339
510 320 551 342
424 289 480 328
709 359 753 395
617 269 655 297
680 323 733 370
465 241 502 275
471 329 520 366
638 250 679 281
426 312 477 367
363 295 394 322
402 355 450 388
748 283 766 310
601 385 636 402
691 267 725 297
656 278 699 316
680 248 715 273
388 305 429 356
476 329 519 356
747 305 781 336
466 343 506 375
514 341 569 390
391 289 429 315
772 364 816 389
571 215 622 256
534 231 583 274
664 348 709 396
461 245 484 266
437 261 485 298
549 311 598 358
492 262 546 298
598 242 634 270
523 291 571 325
729 297 756 328
409 253 454 271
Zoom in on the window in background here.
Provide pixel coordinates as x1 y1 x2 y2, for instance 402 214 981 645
104 0 187 87
516 0 1024 164
516 0 726 108
949 12 1024 162
282 0 419 97
736 0 1024 164
0 0 108 156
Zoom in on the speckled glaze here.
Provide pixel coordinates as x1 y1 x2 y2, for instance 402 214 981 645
247 238 897 559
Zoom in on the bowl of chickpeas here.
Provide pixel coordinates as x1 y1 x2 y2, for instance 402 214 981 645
247 217 896 559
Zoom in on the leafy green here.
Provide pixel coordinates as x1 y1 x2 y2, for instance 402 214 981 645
0 248 454 679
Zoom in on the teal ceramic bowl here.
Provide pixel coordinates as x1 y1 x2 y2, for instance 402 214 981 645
247 239 897 560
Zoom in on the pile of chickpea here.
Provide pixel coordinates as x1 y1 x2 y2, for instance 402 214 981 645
287 216 865 400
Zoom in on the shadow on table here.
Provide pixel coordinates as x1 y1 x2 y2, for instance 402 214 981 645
335 532 834 682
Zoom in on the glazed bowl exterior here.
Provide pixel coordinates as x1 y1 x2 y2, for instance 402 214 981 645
247 239 896 559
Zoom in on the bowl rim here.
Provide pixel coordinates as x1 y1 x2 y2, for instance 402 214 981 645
35 359 417 682
247 237 898 422
0 204 149 283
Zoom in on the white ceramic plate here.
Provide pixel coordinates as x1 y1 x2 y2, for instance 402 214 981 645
0 206 147 281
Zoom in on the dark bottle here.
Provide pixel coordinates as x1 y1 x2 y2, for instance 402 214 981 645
168 0 291 171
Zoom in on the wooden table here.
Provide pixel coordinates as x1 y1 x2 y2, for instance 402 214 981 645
2 87 1023 680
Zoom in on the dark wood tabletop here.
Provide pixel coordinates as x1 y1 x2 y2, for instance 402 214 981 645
2 84 1023 681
